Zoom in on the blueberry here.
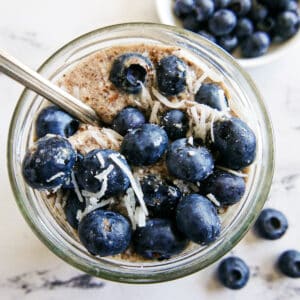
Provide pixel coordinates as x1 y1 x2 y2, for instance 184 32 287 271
64 190 86 229
273 11 300 42
249 3 268 23
22 135 76 190
277 250 300 278
198 30 217 43
208 9 237 36
161 109 189 140
218 34 239 53
212 118 256 170
194 0 215 22
256 17 276 34
133 218 188 260
35 106 79 139
174 0 195 18
241 32 270 58
201 170 246 206
109 53 152 94
78 209 132 256
195 83 228 111
112 107 146 136
61 152 83 189
183 14 201 32
260 0 296 11
285 1 299 13
228 0 252 17
166 138 214 182
254 208 288 240
235 18 254 39
218 256 250 289
156 55 187 96
141 175 182 217
121 124 168 166
215 0 230 9
176 194 221 244
76 149 130 196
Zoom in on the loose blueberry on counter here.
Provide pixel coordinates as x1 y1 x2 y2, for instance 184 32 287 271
63 190 86 229
161 109 189 140
36 106 79 139
109 53 152 94
198 30 217 43
166 138 214 182
76 149 130 196
235 18 254 39
194 0 215 22
228 0 252 17
156 55 187 96
249 3 268 23
121 124 168 166
78 209 132 257
277 250 300 278
141 175 182 218
241 32 271 58
22 135 76 190
215 0 230 9
201 170 245 206
133 218 188 260
112 107 146 136
176 194 221 244
212 117 256 170
195 83 228 111
218 34 239 53
254 208 288 240
208 9 237 36
174 0 195 18
218 256 250 289
273 11 300 42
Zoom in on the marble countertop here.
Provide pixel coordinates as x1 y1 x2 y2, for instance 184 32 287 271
0 1 299 299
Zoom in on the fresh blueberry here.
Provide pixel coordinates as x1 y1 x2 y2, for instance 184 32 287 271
156 55 187 96
195 83 229 111
208 9 237 36
198 30 217 43
141 175 182 218
194 0 215 22
214 0 230 9
63 189 86 229
256 17 276 34
112 107 146 136
121 124 168 166
133 218 188 260
201 170 246 206
273 11 300 42
212 118 256 170
228 0 252 17
254 208 288 240
109 53 152 94
35 106 79 139
183 14 201 32
285 1 299 13
161 109 189 140
218 34 239 53
249 3 268 23
78 209 132 256
277 250 300 278
235 18 254 39
241 32 270 58
166 138 214 182
218 256 250 289
176 194 221 244
22 135 76 190
76 149 130 196
260 0 296 11
174 0 195 18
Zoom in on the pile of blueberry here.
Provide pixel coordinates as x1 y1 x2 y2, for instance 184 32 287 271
174 0 300 57
217 208 300 289
22 52 257 261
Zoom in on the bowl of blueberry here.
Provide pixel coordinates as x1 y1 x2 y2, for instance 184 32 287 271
7 23 274 283
156 0 300 68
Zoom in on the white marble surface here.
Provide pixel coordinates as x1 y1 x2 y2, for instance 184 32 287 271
0 0 299 299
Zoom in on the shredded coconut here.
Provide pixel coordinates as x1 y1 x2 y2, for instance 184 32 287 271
216 165 248 178
149 101 161 124
134 206 146 228
71 171 85 203
96 151 105 168
123 188 137 229
46 172 65 183
206 193 221 207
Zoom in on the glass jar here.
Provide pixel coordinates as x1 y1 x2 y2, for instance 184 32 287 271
7 23 274 283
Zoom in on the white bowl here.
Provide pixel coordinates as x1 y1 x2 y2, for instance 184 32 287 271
155 0 300 69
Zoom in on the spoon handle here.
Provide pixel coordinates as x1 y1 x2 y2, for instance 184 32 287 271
0 49 100 125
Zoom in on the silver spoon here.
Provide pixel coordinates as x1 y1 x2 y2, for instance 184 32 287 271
0 49 100 125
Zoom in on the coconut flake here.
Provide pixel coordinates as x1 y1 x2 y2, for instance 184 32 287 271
46 172 65 183
71 171 85 203
101 128 123 147
149 101 161 124
138 82 153 109
96 151 105 168
216 165 248 178
123 188 137 229
206 193 221 207
134 206 146 228
193 73 208 94
152 88 185 109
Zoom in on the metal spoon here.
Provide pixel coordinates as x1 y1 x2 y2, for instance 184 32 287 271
0 49 100 125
